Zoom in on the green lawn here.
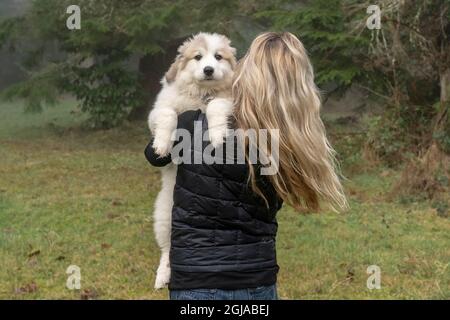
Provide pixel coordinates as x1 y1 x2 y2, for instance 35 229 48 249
0 99 449 299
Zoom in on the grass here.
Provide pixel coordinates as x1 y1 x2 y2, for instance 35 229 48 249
0 99 449 299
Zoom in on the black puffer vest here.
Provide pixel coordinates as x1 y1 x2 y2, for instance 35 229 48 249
169 112 282 290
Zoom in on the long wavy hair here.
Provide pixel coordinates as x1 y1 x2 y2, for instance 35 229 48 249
233 32 348 212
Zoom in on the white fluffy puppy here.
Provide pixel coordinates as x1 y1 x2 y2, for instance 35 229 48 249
148 32 236 289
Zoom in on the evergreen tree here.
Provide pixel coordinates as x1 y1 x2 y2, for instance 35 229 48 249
0 0 267 127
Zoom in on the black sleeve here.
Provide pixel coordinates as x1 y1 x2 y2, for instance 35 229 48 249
144 109 202 167
177 109 202 135
144 137 172 167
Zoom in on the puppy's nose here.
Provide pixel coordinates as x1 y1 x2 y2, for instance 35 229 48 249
203 66 214 76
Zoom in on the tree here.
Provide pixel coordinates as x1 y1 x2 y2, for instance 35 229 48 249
0 0 268 127
364 0 449 198
261 0 449 199
255 0 380 96
1 0 180 127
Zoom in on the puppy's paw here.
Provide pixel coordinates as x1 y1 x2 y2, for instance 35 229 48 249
152 139 173 157
154 264 171 289
148 108 177 135
206 98 234 148
208 126 228 148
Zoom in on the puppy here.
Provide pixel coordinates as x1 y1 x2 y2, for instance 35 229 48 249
148 32 236 289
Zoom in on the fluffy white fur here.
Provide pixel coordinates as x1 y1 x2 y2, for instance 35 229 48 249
148 32 236 289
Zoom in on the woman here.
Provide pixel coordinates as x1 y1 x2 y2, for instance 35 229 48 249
145 32 348 300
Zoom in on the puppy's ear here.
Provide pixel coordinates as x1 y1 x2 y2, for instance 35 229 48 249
165 54 182 83
165 37 192 83
228 47 237 68
229 46 237 57
224 45 237 69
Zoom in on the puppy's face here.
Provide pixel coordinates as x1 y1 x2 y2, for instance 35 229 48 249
165 33 236 88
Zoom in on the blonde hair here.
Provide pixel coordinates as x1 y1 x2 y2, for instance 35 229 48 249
233 32 348 213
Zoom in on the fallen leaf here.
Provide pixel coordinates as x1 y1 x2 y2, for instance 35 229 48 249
346 268 355 282
15 282 38 294
380 170 390 177
111 200 123 206
106 212 119 219
101 243 111 250
80 288 99 300
27 250 41 258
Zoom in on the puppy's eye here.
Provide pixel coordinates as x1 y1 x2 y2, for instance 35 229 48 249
214 54 223 61
194 55 202 61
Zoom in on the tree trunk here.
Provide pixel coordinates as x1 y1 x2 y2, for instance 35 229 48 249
434 67 450 136
127 43 179 121
441 68 450 103
127 54 163 121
